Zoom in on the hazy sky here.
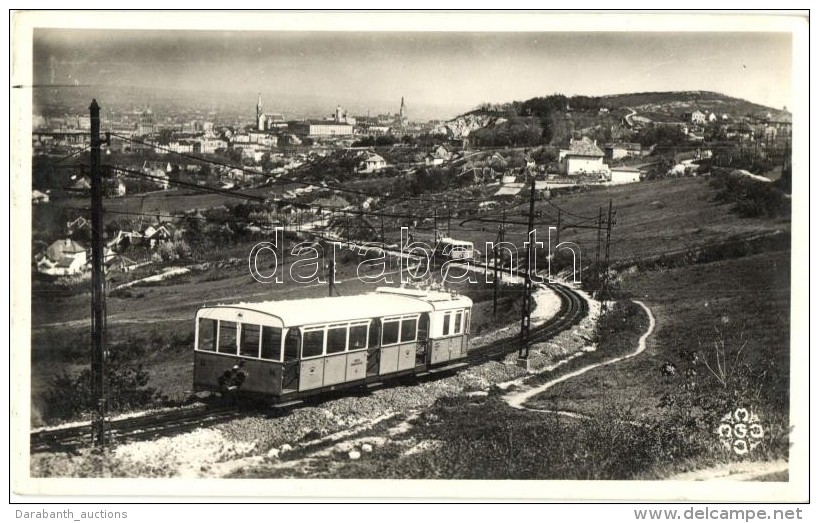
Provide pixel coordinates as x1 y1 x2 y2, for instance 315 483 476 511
33 29 793 118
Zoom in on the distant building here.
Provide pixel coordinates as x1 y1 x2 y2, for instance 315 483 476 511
608 166 642 185
604 142 642 161
142 222 176 249
399 97 408 125
311 195 351 211
168 140 194 154
290 120 354 137
32 190 49 204
425 145 452 166
195 138 228 154
248 131 278 147
256 93 267 131
559 137 606 175
684 110 707 125
357 151 387 173
37 239 87 276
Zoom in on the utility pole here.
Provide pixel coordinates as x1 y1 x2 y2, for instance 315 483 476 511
603 199 614 276
519 179 536 362
602 200 615 305
594 206 603 295
328 256 337 297
493 210 505 316
89 99 109 447
555 209 561 247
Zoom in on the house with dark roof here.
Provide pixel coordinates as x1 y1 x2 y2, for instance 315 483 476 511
311 195 351 211
559 137 606 175
425 145 453 166
37 239 87 276
142 222 176 249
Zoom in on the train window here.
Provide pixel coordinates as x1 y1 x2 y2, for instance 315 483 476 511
349 324 368 350
302 329 325 358
261 326 283 361
442 312 451 336
454 311 463 334
463 310 470 334
400 318 418 342
327 326 347 354
284 329 300 361
382 320 400 345
198 318 217 352
218 321 238 354
240 324 261 358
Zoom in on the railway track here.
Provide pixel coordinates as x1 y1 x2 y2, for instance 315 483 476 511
30 404 246 454
31 251 588 454
466 282 587 366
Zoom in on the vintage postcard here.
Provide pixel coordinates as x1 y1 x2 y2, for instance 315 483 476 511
10 10 809 503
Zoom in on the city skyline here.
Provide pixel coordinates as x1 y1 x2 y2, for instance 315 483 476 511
33 29 793 120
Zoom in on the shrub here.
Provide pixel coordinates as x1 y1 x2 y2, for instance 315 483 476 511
154 239 192 261
42 340 162 423
709 171 790 218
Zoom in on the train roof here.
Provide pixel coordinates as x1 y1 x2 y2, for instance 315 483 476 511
198 287 472 327
439 237 473 245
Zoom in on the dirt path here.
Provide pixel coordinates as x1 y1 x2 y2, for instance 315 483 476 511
504 300 655 410
666 460 789 481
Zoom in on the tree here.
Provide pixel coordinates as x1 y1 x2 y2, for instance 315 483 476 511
227 147 244 164
156 129 174 145
261 152 275 172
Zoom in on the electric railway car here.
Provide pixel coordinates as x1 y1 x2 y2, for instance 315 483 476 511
435 237 476 261
193 287 472 404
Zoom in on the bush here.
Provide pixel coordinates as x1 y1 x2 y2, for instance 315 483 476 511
154 239 192 261
709 171 790 218
43 347 161 423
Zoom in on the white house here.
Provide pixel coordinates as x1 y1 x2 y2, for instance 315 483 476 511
37 239 87 276
687 110 707 125
357 151 387 173
608 167 642 185
32 190 49 204
560 137 606 175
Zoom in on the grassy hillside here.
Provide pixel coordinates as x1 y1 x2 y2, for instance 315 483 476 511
450 177 789 268
598 90 786 117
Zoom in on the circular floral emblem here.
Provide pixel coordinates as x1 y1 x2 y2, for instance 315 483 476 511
717 407 764 455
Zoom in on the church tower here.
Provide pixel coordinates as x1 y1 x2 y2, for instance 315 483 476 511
399 96 406 124
256 93 267 131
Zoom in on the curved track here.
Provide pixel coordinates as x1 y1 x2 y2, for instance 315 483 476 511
467 282 587 366
31 253 588 454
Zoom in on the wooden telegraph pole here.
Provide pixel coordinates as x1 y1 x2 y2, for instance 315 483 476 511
594 206 603 295
89 99 109 446
519 179 536 363
493 210 505 316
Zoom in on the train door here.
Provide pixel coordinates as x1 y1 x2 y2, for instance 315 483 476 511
281 328 300 393
416 313 430 366
366 319 380 377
